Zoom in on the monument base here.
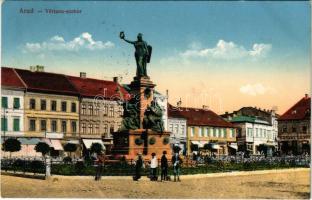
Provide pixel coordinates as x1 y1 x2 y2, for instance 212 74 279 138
112 129 172 160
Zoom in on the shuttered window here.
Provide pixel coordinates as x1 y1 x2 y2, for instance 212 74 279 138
1 118 8 131
13 118 20 131
2 97 8 108
13 98 20 109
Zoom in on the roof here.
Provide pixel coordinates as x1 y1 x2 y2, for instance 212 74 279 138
67 76 130 101
230 115 270 125
168 104 234 128
14 68 79 96
168 104 187 119
278 95 311 121
1 67 25 89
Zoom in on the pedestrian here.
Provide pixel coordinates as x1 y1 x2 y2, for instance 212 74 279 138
172 152 183 182
95 151 105 181
161 151 168 181
133 153 143 181
150 152 158 181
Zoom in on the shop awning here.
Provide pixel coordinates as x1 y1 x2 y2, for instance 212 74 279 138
51 139 64 151
191 141 200 145
82 139 105 150
228 143 238 150
66 140 80 144
17 138 41 145
212 144 222 150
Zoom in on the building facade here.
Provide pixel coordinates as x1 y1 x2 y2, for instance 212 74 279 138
1 67 26 139
167 104 187 154
278 94 310 155
169 106 237 155
222 107 278 155
67 75 130 152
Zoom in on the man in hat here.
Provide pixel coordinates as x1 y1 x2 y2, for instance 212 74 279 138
160 151 168 181
133 152 143 181
149 152 158 181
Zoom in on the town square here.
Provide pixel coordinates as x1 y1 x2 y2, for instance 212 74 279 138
1 1 311 199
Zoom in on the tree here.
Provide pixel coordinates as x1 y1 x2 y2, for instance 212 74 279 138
63 143 77 157
35 142 50 157
90 143 104 154
2 138 21 158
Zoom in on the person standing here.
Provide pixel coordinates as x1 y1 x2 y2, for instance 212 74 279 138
133 153 143 181
150 153 158 181
95 151 105 181
172 152 183 182
160 151 168 181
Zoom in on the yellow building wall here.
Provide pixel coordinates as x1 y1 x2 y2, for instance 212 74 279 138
24 92 79 139
187 126 237 155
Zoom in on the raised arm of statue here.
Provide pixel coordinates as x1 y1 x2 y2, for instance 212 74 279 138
123 38 135 45
120 31 135 45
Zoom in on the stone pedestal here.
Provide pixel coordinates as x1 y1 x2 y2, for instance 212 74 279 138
129 76 155 129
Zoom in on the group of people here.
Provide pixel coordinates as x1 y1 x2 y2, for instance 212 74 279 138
133 151 183 182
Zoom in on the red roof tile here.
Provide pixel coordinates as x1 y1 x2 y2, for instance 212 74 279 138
168 104 234 127
1 67 25 89
14 68 79 95
278 95 311 121
67 76 131 101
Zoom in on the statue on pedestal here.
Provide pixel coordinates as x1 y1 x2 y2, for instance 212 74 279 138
120 32 152 78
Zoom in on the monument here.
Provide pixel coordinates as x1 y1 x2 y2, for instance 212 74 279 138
112 32 171 160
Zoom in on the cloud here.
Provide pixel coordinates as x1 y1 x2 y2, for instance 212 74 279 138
180 40 271 60
239 83 275 96
23 32 114 53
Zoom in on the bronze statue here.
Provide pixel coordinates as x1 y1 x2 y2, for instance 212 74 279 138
120 32 152 78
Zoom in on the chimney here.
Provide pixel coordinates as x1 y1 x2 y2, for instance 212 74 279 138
166 89 169 99
30 65 44 72
80 72 86 78
177 98 182 107
113 77 119 83
202 105 209 110
305 94 309 99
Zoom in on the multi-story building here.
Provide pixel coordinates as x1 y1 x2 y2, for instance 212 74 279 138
167 104 187 155
153 90 168 131
14 67 80 156
278 94 310 155
222 107 278 155
170 106 237 155
1 67 26 139
67 74 130 152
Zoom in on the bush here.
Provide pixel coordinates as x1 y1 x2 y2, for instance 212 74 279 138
35 142 50 156
2 138 21 157
63 156 72 164
75 161 85 175
30 160 44 174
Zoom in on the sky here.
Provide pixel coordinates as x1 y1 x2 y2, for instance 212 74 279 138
2 1 311 114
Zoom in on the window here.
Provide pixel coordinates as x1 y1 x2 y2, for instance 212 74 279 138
88 124 93 134
30 99 36 109
71 103 76 113
82 104 87 115
204 128 208 137
51 100 57 111
13 118 20 131
247 128 253 137
209 128 213 137
29 119 36 131
51 120 57 132
302 126 307 133
282 126 287 133
264 130 267 138
13 98 20 109
62 121 67 133
94 104 99 116
223 129 227 138
40 100 46 110
88 105 93 116
292 127 297 133
198 128 202 137
71 121 77 134
169 124 173 132
216 128 220 137
181 125 185 136
103 124 108 134
190 127 195 137
1 97 8 108
256 128 259 137
103 104 108 116
61 101 67 112
110 125 114 134
95 124 100 134
213 128 217 137
118 106 123 116
231 129 235 138
1 118 7 131
109 106 114 117
40 120 47 131
174 124 179 134
82 123 86 134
